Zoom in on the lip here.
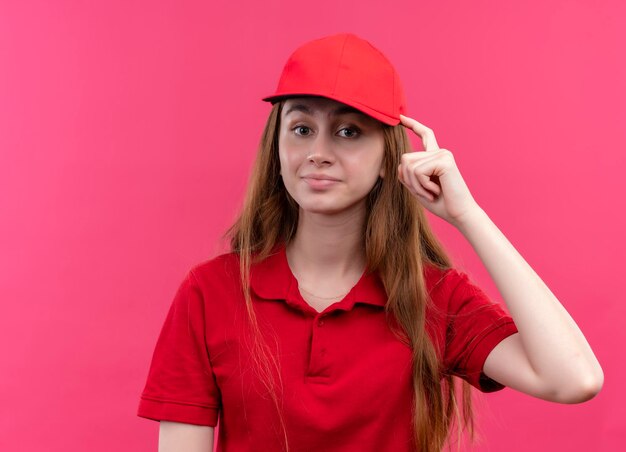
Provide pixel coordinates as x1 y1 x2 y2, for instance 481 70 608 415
302 174 341 181
302 175 341 189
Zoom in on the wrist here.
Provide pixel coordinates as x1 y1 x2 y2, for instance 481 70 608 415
451 204 487 232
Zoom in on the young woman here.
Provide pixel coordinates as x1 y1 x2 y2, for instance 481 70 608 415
137 33 603 452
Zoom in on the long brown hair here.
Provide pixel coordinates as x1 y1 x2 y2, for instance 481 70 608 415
223 100 476 451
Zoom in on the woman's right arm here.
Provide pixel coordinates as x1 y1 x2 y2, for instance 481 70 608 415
158 421 214 452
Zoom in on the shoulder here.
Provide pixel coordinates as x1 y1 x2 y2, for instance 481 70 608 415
422 263 462 294
422 263 485 310
187 250 241 290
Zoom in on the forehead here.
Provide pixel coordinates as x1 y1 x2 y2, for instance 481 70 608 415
282 97 369 120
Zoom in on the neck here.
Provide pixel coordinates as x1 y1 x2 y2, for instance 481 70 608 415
286 202 367 281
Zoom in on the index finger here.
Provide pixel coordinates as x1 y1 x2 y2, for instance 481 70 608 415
399 114 440 152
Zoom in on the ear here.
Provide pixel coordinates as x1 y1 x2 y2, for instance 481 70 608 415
379 166 385 178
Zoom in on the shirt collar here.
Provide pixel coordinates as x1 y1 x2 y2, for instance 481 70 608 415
249 242 387 313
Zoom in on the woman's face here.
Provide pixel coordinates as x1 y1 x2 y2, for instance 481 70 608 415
278 97 385 216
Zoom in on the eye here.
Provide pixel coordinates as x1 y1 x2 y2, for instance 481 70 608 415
293 125 312 136
338 126 360 138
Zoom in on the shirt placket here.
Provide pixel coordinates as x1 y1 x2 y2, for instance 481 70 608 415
306 313 331 382
285 278 360 384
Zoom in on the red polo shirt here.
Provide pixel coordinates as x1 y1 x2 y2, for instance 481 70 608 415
137 243 518 451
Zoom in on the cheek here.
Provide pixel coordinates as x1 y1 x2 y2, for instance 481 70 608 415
277 145 289 171
278 145 300 184
278 139 305 173
347 147 384 180
369 140 386 178
277 135 289 172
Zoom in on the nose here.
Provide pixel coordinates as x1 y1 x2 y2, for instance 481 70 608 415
307 133 335 166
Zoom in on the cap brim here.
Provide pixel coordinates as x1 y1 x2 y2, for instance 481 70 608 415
261 92 400 126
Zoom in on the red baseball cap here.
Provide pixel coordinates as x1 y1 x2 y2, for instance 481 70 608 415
261 33 407 126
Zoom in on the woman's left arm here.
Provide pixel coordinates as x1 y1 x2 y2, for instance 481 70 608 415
454 206 603 403
398 114 603 404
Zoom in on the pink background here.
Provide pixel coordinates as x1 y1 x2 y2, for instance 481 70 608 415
1 1 624 451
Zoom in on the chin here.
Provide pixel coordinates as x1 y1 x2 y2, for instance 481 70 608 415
296 199 363 216
303 207 344 215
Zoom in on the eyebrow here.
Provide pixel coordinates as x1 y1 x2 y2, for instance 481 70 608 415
284 103 364 118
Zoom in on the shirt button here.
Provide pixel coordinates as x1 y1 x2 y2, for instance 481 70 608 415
318 320 324 327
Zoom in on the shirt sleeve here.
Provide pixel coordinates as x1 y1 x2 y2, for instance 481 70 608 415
137 270 221 426
442 268 519 393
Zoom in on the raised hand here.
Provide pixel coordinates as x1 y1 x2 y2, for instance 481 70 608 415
397 114 481 227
